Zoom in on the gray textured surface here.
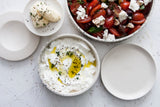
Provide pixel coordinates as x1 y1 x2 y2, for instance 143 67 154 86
0 0 160 107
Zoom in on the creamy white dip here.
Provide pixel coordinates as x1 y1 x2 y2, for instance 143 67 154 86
39 38 96 94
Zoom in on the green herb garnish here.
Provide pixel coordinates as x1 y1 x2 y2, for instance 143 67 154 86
77 0 84 4
43 23 46 26
30 12 32 16
81 64 83 67
36 23 39 26
88 27 103 33
76 77 79 80
39 16 43 20
140 5 145 10
66 51 73 57
58 71 62 76
51 64 55 68
56 51 60 56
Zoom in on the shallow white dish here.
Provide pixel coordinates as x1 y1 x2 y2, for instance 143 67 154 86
101 44 156 100
24 0 64 36
0 12 40 61
38 34 100 96
66 0 155 42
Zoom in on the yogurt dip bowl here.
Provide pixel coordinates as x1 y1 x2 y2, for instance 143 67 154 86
66 0 154 42
38 34 100 96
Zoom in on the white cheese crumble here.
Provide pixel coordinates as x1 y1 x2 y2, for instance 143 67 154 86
106 33 116 41
119 10 128 22
92 15 105 28
103 29 116 41
127 23 134 28
114 19 120 26
144 0 152 5
129 0 140 12
101 3 108 9
76 5 88 20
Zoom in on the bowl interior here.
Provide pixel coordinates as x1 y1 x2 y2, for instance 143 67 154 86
38 34 100 96
65 0 154 42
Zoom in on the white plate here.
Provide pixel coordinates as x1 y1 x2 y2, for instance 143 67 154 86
101 44 156 100
24 0 64 36
38 34 100 96
0 12 40 61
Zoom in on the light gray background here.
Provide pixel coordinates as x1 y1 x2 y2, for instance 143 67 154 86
0 0 160 107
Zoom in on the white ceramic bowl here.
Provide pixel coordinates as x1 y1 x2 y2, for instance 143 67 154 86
66 0 155 42
24 0 64 36
38 34 100 96
0 11 40 61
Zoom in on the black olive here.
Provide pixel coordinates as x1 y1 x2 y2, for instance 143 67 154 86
87 0 92 2
126 9 133 16
121 18 129 25
118 24 125 34
106 8 113 16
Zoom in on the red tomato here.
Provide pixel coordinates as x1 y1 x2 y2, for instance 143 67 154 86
132 12 144 21
131 18 146 25
92 32 103 38
109 28 121 37
90 4 101 16
104 16 114 28
120 2 130 10
128 25 141 34
93 9 106 19
86 0 99 15
76 16 92 23
69 2 80 15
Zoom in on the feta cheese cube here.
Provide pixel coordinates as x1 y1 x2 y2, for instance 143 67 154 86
101 3 108 9
92 15 105 28
106 33 116 41
127 23 134 28
103 29 109 40
129 0 140 12
76 5 88 20
119 10 128 22
144 0 152 5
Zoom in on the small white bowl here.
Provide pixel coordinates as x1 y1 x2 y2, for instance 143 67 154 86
66 0 155 42
24 0 64 36
38 34 100 96
0 12 40 61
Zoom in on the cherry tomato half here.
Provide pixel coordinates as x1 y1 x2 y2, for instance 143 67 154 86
104 16 114 28
93 9 106 19
132 12 144 21
109 27 121 37
131 18 146 25
76 16 92 23
120 2 130 10
87 0 99 15
90 4 101 16
128 25 141 34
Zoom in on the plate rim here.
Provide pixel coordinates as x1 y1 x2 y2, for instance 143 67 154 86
101 43 157 100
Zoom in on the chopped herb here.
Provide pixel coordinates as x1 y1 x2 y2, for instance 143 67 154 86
81 64 84 67
43 23 46 26
37 4 39 6
66 51 73 57
77 73 80 75
56 51 60 56
51 64 55 68
77 0 84 4
30 12 32 16
140 5 145 10
76 77 79 80
71 71 75 74
88 27 103 33
36 23 39 26
39 16 43 20
58 71 62 76
95 10 100 13
40 2 42 5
